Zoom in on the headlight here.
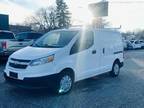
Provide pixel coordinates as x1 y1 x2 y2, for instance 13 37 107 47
29 55 54 66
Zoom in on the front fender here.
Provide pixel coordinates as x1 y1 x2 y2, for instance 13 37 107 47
55 60 76 74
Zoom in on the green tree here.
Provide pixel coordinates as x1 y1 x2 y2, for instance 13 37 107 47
56 0 71 28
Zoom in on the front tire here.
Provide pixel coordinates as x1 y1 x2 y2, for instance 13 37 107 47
110 61 120 77
54 72 74 95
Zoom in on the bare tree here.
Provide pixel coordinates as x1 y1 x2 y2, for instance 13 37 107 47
24 0 72 32
24 7 57 33
49 7 57 30
135 30 144 39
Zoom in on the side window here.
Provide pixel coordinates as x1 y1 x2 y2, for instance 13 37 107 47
70 31 94 55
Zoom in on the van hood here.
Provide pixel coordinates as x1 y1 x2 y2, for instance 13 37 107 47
10 46 60 60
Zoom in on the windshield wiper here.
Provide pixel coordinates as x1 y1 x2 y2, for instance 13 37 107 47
43 44 62 48
33 43 41 47
32 44 62 48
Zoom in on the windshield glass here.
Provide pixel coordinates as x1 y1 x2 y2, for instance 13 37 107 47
16 33 42 40
0 32 14 39
33 31 78 48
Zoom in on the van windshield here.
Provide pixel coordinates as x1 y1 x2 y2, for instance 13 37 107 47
33 31 78 48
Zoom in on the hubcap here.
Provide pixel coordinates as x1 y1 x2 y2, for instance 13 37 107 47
59 75 72 93
114 64 119 75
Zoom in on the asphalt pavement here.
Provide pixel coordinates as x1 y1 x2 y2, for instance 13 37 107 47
0 50 144 108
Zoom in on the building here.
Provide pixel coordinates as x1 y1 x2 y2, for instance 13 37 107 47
0 14 9 30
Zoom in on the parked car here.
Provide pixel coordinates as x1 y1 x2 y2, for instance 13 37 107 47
130 40 142 49
15 32 43 48
0 30 15 59
4 28 124 95
0 31 43 60
126 41 133 50
139 40 144 48
123 40 133 50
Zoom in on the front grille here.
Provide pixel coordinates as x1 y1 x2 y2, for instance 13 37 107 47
11 58 31 63
9 62 27 69
9 58 31 69
9 72 18 79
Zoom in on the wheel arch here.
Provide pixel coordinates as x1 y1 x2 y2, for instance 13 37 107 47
114 58 121 65
112 58 121 70
59 68 75 81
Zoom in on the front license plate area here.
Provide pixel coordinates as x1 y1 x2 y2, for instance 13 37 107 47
9 72 18 79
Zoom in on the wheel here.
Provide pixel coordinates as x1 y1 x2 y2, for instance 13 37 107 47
54 72 74 95
110 61 120 77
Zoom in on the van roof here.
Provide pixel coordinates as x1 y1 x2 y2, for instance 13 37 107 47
54 27 120 33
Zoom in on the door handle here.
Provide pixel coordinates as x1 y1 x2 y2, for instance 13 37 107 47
92 50 96 54
103 48 105 54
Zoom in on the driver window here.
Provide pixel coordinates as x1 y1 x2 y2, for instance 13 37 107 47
70 31 94 55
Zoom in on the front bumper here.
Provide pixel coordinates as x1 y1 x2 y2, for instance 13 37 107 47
4 72 58 89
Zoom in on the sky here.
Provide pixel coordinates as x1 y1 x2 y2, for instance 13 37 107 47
0 0 144 31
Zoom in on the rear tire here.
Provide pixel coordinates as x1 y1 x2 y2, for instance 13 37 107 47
54 72 74 95
110 61 120 77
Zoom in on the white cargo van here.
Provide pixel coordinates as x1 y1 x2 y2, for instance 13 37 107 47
4 27 124 94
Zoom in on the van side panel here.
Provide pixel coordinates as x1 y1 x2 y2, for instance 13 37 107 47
55 30 124 82
97 30 123 73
